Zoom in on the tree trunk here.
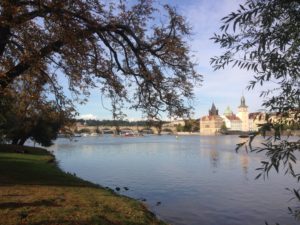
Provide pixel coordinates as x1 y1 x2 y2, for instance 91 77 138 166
0 26 10 58
18 136 28 146
11 138 19 145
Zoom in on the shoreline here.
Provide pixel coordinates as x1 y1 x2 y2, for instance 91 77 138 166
0 144 166 225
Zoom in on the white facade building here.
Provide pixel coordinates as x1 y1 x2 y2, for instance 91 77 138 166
221 106 243 131
222 116 242 130
237 96 250 132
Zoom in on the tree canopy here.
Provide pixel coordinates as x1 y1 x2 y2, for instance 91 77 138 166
211 0 299 113
0 0 202 119
211 0 300 221
0 74 74 146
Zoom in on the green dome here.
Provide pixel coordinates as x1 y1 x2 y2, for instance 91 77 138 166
224 106 233 116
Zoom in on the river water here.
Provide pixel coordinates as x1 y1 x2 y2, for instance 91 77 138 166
49 135 299 225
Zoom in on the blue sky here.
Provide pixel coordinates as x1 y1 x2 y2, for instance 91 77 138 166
75 0 274 121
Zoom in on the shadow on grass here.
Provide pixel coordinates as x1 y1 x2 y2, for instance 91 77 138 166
0 199 61 209
0 144 97 188
28 217 118 225
28 217 156 225
0 144 49 155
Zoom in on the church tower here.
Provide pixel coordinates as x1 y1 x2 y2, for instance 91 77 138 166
237 96 249 131
209 103 219 116
200 103 223 135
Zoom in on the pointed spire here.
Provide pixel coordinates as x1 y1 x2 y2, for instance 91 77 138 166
239 95 248 108
212 102 216 110
209 102 219 116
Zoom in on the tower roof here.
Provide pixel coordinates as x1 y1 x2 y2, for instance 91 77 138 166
211 102 216 110
209 102 219 116
224 106 233 116
239 95 248 108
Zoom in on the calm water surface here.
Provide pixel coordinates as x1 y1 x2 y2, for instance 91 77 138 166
49 135 299 225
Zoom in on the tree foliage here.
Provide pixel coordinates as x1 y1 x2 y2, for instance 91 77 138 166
220 122 227 133
211 0 299 112
175 119 199 132
0 0 202 119
0 75 75 146
211 0 300 222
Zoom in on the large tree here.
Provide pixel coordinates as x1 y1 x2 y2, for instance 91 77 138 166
211 0 300 221
0 0 202 118
0 74 75 146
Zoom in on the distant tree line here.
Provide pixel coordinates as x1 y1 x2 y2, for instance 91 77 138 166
175 119 200 132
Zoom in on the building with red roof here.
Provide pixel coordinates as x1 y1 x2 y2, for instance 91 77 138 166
221 106 243 131
200 103 224 135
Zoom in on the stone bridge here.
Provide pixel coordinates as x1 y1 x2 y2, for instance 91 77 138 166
73 125 153 134
72 124 177 134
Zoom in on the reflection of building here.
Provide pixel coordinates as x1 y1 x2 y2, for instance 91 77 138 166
237 96 249 131
221 106 242 131
239 153 250 179
200 103 224 135
209 148 219 168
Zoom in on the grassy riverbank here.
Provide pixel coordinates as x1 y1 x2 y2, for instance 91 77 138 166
0 144 166 225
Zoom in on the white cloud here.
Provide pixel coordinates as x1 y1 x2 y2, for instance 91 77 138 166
78 114 99 120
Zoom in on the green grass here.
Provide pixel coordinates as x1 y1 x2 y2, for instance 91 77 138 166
0 144 166 225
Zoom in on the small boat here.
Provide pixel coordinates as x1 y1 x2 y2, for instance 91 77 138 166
57 133 68 138
239 135 249 138
120 131 135 137
124 132 134 137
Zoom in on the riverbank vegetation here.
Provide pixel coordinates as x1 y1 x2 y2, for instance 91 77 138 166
212 0 300 222
0 144 166 225
175 119 200 133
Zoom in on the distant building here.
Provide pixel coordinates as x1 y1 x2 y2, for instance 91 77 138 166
199 96 291 134
221 106 242 131
200 103 224 135
249 112 268 131
237 96 250 131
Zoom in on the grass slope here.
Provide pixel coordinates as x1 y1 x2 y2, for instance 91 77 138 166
0 144 166 225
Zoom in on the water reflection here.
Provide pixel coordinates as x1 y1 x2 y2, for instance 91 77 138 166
239 153 250 179
50 135 299 225
200 136 251 177
209 148 219 169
